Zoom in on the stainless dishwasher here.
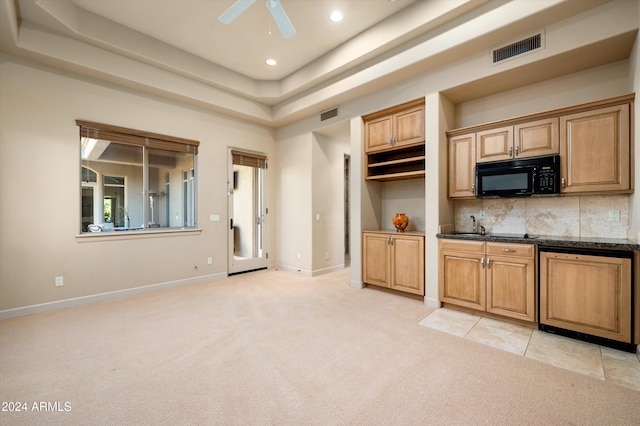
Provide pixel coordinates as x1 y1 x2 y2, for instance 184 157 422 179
538 245 635 353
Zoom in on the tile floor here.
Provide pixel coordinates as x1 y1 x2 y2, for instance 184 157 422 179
418 308 640 392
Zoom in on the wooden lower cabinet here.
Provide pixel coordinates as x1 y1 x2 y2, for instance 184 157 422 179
439 239 535 322
363 231 424 296
540 251 632 343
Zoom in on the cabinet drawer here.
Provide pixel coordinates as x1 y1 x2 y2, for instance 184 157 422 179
439 239 485 254
486 242 534 258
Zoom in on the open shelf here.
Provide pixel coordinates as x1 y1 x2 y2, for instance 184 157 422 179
366 144 425 181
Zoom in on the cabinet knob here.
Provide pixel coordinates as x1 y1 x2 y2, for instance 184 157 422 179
481 257 485 268
561 177 566 188
508 146 513 157
515 146 519 156
487 257 491 269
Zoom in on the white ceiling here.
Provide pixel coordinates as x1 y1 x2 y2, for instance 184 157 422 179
1 0 634 128
70 0 418 81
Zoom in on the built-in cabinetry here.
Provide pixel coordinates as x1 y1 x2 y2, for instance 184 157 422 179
447 94 633 198
363 231 425 296
539 249 632 344
364 98 425 181
476 118 559 163
439 239 535 322
559 103 630 193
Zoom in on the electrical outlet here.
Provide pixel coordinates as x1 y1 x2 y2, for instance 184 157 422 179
479 210 486 220
609 210 620 222
207 257 213 265
297 253 301 260
325 251 330 260
55 276 64 287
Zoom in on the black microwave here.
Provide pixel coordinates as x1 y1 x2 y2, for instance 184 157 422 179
475 155 560 198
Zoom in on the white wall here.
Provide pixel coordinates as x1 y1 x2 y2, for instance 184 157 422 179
0 54 276 313
274 131 312 273
311 133 350 275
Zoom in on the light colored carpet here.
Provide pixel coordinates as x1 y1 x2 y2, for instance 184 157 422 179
1 268 639 425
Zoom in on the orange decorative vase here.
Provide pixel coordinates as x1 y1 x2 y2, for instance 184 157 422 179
392 213 409 233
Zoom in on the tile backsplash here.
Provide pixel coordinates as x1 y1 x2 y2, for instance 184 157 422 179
454 195 629 238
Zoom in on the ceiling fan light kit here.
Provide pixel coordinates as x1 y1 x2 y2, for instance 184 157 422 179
218 0 296 39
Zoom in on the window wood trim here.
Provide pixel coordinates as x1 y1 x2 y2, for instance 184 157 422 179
76 120 200 154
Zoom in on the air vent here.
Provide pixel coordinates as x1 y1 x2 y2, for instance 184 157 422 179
320 106 339 122
493 33 543 64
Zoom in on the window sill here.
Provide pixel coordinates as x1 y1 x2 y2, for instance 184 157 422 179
76 227 202 242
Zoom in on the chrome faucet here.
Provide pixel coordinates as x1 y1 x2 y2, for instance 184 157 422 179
470 215 476 233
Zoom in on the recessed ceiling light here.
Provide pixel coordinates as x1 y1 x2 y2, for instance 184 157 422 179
329 10 344 23
265 58 277 66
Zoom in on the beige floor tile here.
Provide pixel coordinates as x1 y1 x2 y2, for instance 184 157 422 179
465 317 533 356
525 330 605 380
601 346 640 391
418 308 480 337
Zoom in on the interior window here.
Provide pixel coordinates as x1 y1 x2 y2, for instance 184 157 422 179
78 120 199 233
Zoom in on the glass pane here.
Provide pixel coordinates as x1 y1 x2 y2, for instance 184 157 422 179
233 164 258 259
81 139 143 232
81 186 94 232
148 148 195 228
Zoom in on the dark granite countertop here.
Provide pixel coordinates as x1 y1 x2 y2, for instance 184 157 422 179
436 232 640 251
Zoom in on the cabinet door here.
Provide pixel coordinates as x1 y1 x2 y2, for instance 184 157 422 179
439 243 486 311
365 116 393 153
514 117 559 159
486 255 535 322
393 105 425 148
540 252 632 342
560 104 630 193
390 235 424 295
448 133 476 198
476 126 513 163
362 233 391 288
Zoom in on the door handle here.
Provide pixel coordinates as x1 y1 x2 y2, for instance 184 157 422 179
230 218 233 230
487 257 491 269
502 248 516 253
481 257 485 268
561 177 566 188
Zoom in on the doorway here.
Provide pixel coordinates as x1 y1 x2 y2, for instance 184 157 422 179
344 154 351 266
228 149 268 275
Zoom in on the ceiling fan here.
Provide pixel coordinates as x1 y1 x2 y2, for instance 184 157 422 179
218 0 296 39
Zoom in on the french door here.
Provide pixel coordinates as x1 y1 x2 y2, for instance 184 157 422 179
228 149 268 274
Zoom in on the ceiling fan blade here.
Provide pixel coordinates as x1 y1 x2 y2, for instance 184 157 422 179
218 0 256 24
266 0 296 39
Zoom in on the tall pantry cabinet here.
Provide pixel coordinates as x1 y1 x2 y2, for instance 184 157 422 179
361 98 426 296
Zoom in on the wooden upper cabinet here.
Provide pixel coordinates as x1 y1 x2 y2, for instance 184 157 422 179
364 99 424 153
393 105 425 148
476 126 513 163
448 133 476 198
476 118 559 163
560 103 631 194
364 99 426 181
365 115 393 153
515 117 559 159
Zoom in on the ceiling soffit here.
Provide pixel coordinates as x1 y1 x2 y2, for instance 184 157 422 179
0 0 633 127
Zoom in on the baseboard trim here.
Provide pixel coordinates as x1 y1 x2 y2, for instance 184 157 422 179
311 264 345 276
0 272 227 320
274 264 313 276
